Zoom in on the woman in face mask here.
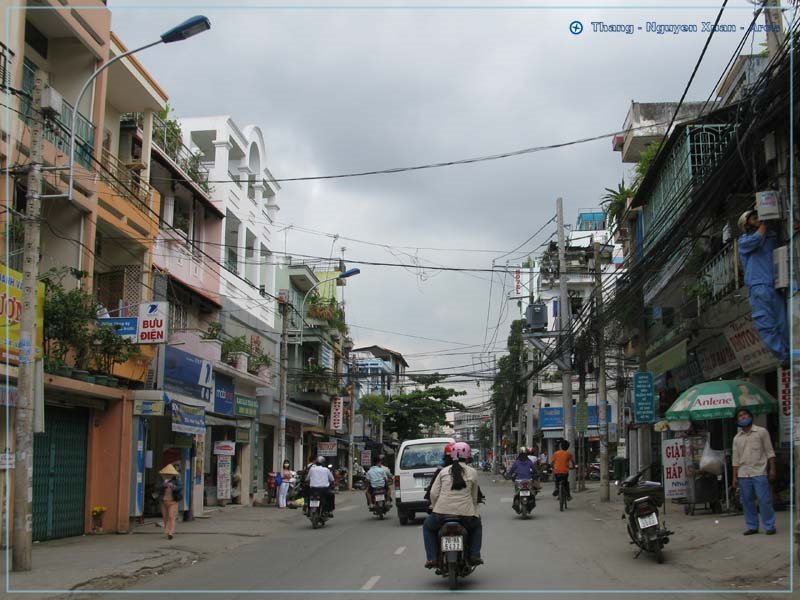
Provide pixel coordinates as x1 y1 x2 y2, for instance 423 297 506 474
278 460 292 508
732 408 777 535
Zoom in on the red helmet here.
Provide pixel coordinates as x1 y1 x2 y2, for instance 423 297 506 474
443 442 455 458
450 442 471 461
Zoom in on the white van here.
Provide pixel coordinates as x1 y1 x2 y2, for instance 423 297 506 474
394 437 454 525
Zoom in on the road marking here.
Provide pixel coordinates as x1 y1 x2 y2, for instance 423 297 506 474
394 546 406 555
361 576 381 590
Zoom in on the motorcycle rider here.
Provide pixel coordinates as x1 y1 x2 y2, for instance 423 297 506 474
305 456 336 516
509 447 539 513
365 456 392 508
552 440 575 501
423 442 483 569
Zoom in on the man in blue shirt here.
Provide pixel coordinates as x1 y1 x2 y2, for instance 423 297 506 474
365 457 392 508
738 210 788 364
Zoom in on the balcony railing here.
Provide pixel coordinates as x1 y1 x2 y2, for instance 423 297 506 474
641 124 735 253
100 147 154 211
21 59 95 169
121 112 211 194
698 242 740 309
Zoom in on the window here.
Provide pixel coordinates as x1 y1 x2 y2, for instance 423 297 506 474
25 21 48 59
173 197 192 237
168 285 191 332
399 442 449 470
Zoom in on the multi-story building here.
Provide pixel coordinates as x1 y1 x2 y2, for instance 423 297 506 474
452 410 490 450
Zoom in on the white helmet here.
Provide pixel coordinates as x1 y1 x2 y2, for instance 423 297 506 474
518 446 529 455
738 210 756 232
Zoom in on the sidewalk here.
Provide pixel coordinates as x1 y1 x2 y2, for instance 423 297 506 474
568 481 793 590
4 492 359 598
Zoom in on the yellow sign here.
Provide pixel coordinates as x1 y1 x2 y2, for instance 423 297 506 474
1 265 44 362
647 339 688 377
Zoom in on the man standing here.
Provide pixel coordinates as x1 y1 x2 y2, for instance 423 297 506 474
738 210 789 364
732 408 777 535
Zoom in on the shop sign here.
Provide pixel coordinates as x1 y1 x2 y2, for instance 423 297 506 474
214 440 236 456
608 422 618 443
173 433 194 448
236 428 250 444
317 441 337 456
633 372 656 424
723 314 778 374
646 340 687 377
540 407 563 430
697 337 740 379
575 400 588 433
134 399 165 416
171 401 205 435
213 373 235 416
96 317 138 341
661 438 687 498
779 367 791 448
331 397 344 431
137 302 168 343
360 450 371 466
0 265 44 363
694 393 735 411
217 454 232 500
0 451 14 469
165 347 213 404
235 394 258 418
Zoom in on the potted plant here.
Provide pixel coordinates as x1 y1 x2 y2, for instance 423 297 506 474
91 505 106 533
221 335 249 371
92 322 138 386
42 273 97 379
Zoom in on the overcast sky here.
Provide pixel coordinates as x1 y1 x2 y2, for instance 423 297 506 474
109 0 772 406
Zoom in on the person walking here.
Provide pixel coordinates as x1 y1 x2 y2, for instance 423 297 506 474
156 464 183 540
278 460 292 508
732 408 777 535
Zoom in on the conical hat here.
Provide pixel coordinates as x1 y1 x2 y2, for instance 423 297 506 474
159 464 179 476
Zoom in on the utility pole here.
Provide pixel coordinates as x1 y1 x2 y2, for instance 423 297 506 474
492 356 498 474
277 295 289 469
557 197 575 488
594 240 609 501
347 363 355 491
577 347 586 493
764 0 785 60
13 70 44 572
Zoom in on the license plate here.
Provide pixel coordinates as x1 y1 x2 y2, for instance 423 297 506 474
441 536 463 552
375 495 385 502
637 513 658 529
520 490 530 497
310 500 321 508
416 477 432 488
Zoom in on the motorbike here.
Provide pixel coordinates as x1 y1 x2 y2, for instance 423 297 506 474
617 468 673 563
481 462 491 473
370 486 391 519
306 489 331 529
434 518 479 590
588 463 601 481
513 479 536 519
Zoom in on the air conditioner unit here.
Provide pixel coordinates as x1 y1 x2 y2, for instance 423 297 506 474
773 245 789 289
40 86 62 117
525 303 548 331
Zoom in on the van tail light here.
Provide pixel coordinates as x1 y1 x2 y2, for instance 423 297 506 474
394 476 400 488
637 504 654 516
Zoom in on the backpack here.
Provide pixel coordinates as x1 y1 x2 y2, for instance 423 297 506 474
275 472 283 486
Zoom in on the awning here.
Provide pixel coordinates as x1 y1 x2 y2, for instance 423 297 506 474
153 270 222 309
205 414 238 427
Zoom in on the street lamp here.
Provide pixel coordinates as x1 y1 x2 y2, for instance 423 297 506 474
66 15 211 203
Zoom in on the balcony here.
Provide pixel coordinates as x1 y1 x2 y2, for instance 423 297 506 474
21 60 96 169
697 242 741 311
640 124 735 254
122 112 211 194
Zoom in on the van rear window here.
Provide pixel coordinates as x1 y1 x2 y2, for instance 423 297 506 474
399 443 448 470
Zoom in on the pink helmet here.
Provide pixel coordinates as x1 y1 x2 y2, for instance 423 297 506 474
450 442 471 461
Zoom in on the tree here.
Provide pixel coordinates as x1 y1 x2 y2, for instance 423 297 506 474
383 383 466 442
632 141 662 189
356 393 386 424
490 320 528 433
601 178 634 231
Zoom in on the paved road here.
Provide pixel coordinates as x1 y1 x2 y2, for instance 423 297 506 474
92 473 789 599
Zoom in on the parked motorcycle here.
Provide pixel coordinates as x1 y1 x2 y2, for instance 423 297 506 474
588 463 601 481
617 468 673 563
433 518 479 590
513 479 536 519
370 486 391 519
480 462 491 473
306 489 331 529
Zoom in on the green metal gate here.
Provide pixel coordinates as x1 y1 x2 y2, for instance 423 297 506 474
33 407 89 541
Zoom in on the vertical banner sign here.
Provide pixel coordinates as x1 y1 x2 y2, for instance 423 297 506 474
0 266 44 362
575 400 588 433
138 301 169 343
331 397 344 432
217 455 232 500
661 438 687 498
514 267 522 295
360 450 372 467
778 367 791 448
633 372 656 424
